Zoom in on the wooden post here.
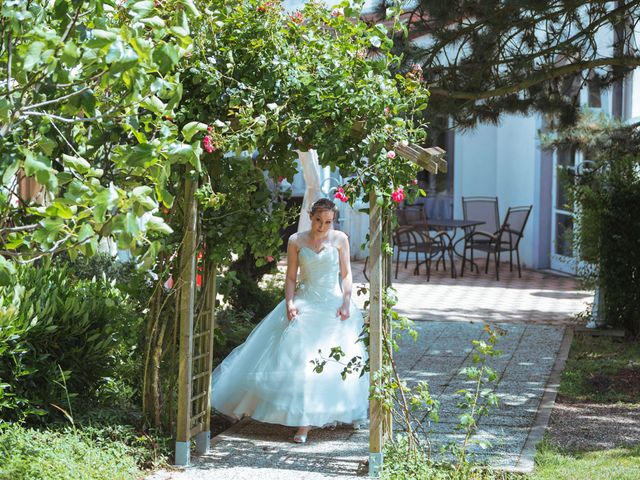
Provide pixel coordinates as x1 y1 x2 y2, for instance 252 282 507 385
368 189 384 477
195 260 218 454
175 178 198 466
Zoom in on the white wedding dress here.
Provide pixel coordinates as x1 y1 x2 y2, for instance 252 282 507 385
211 245 369 427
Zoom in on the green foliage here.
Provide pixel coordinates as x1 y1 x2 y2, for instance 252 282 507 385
0 423 141 480
201 153 293 267
533 438 640 480
558 333 640 404
0 260 143 421
382 435 522 480
545 113 640 334
0 0 197 269
449 325 503 468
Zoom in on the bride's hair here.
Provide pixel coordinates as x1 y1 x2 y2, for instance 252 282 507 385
309 198 338 216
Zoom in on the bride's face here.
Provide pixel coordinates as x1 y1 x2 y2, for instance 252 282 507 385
310 210 335 235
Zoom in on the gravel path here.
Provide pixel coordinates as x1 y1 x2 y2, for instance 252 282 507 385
147 266 587 479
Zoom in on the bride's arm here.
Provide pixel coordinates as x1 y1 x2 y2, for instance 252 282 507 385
285 234 300 321
337 232 352 321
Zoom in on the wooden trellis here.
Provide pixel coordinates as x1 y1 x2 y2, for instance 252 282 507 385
175 178 218 466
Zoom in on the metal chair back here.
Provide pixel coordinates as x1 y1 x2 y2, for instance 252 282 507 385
462 196 500 235
499 205 532 249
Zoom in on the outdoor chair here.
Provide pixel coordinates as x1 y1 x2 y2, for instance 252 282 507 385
460 196 500 275
462 205 533 280
395 204 455 280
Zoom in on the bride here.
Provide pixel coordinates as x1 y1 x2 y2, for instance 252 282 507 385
211 198 369 443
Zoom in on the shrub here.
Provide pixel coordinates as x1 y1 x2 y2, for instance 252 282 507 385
0 423 140 480
0 260 143 421
572 130 640 335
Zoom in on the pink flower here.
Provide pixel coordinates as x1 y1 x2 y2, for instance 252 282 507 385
387 150 396 159
202 135 215 153
334 187 349 202
391 188 405 203
412 179 418 185
266 255 275 262
207 125 213 133
331 7 344 17
290 11 304 24
384 106 390 115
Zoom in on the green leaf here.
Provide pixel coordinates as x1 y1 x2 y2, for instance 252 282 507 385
130 0 155 18
77 223 94 243
153 43 180 75
141 96 167 115
145 215 173 235
23 41 45 71
62 154 91 174
179 0 201 17
86 29 118 48
140 16 165 28
182 122 208 142
0 256 16 286
167 143 197 167
2 161 20 186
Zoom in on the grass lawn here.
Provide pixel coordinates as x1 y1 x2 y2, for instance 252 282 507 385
533 440 640 480
558 333 640 403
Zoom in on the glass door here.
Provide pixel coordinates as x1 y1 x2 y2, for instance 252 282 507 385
550 148 578 273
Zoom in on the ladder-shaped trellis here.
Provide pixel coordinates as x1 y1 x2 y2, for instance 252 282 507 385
175 179 218 466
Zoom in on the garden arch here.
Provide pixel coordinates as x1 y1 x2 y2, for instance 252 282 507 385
173 145 446 477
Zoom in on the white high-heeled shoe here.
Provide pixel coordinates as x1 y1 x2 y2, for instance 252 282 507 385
293 427 310 443
293 433 307 443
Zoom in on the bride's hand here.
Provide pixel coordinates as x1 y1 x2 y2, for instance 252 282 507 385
286 303 299 321
337 304 350 321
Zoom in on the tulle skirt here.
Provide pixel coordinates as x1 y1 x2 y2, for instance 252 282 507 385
211 289 369 427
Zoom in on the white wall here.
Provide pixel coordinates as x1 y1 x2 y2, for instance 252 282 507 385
455 115 538 267
453 123 498 219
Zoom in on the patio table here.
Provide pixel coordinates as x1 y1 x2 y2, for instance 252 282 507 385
424 219 486 275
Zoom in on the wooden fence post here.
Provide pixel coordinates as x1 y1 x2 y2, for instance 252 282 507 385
368 189 384 477
175 178 198 466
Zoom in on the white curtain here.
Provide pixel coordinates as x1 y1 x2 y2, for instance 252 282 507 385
296 149 323 233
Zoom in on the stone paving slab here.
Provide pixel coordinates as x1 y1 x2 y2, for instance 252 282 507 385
147 266 585 478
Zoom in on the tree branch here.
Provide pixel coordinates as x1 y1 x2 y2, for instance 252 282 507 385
20 85 92 111
429 57 640 101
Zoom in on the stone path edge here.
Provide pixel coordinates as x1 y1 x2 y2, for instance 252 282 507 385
511 326 574 473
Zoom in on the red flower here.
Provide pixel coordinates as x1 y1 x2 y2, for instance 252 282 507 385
266 255 275 263
391 188 405 203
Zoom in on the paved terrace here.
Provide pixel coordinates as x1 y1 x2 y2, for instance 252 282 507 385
148 261 592 480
